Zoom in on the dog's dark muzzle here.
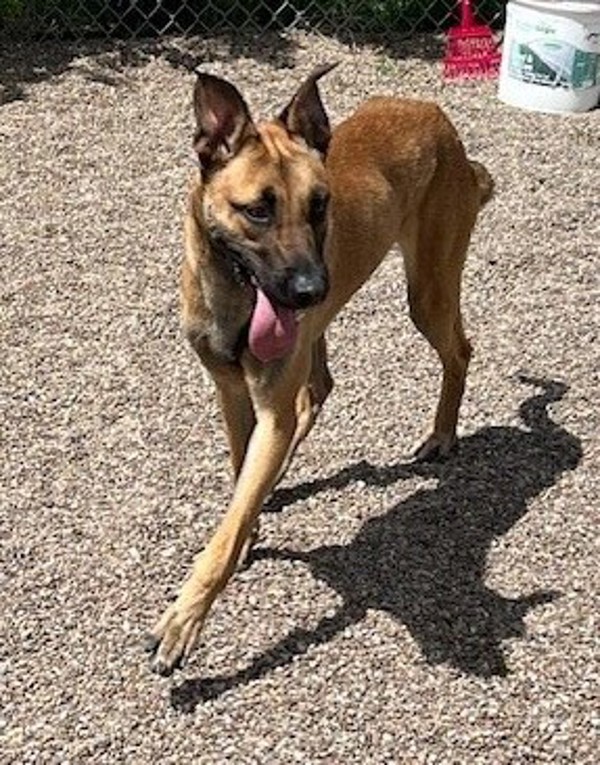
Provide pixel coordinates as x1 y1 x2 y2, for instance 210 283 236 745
209 228 329 309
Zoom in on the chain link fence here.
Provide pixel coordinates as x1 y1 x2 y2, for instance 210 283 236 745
1 1 505 41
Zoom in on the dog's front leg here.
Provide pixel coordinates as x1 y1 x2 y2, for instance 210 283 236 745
215 381 259 569
147 352 309 676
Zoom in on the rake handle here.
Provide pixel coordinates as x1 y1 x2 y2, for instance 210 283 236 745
460 0 477 28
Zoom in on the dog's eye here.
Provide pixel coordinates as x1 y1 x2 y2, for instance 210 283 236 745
310 191 329 224
243 201 272 226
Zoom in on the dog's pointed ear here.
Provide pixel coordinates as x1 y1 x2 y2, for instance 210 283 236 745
193 72 257 170
278 62 338 155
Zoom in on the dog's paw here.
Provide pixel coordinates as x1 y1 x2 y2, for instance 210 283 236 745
144 601 205 677
236 522 260 572
414 433 457 462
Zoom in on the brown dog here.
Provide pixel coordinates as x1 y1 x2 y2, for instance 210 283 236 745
146 64 493 675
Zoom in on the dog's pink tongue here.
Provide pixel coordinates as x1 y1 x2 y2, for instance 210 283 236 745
249 288 297 363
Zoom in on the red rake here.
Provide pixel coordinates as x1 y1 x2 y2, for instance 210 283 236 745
443 0 502 80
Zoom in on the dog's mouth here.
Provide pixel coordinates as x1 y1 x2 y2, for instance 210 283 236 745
247 267 330 363
208 226 326 363
248 280 299 364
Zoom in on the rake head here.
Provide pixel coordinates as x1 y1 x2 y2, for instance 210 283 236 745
443 0 501 80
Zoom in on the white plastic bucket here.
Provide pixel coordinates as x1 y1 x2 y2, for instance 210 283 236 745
498 0 600 113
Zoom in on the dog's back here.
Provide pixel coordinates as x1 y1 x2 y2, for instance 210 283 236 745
327 97 490 221
319 97 491 323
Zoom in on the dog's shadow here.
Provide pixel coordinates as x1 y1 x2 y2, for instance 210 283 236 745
171 376 582 711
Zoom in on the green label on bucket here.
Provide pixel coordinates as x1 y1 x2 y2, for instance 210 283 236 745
508 40 599 90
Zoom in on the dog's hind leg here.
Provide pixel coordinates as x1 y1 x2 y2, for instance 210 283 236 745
402 221 474 461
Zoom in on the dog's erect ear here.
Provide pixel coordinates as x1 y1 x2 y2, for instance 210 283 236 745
278 62 338 155
193 73 257 170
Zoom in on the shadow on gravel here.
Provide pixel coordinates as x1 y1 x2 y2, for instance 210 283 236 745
171 376 582 711
0 31 447 106
0 33 299 106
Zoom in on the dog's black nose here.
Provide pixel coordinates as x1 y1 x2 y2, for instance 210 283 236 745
287 267 328 308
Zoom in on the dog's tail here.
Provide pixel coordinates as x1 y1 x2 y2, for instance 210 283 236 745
470 160 494 208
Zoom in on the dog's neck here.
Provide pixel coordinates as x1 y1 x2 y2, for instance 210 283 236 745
184 176 255 363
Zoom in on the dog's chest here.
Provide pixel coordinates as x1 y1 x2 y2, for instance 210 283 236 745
210 305 251 363
183 274 252 366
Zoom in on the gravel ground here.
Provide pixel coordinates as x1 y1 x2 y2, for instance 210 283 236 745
1 32 599 764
